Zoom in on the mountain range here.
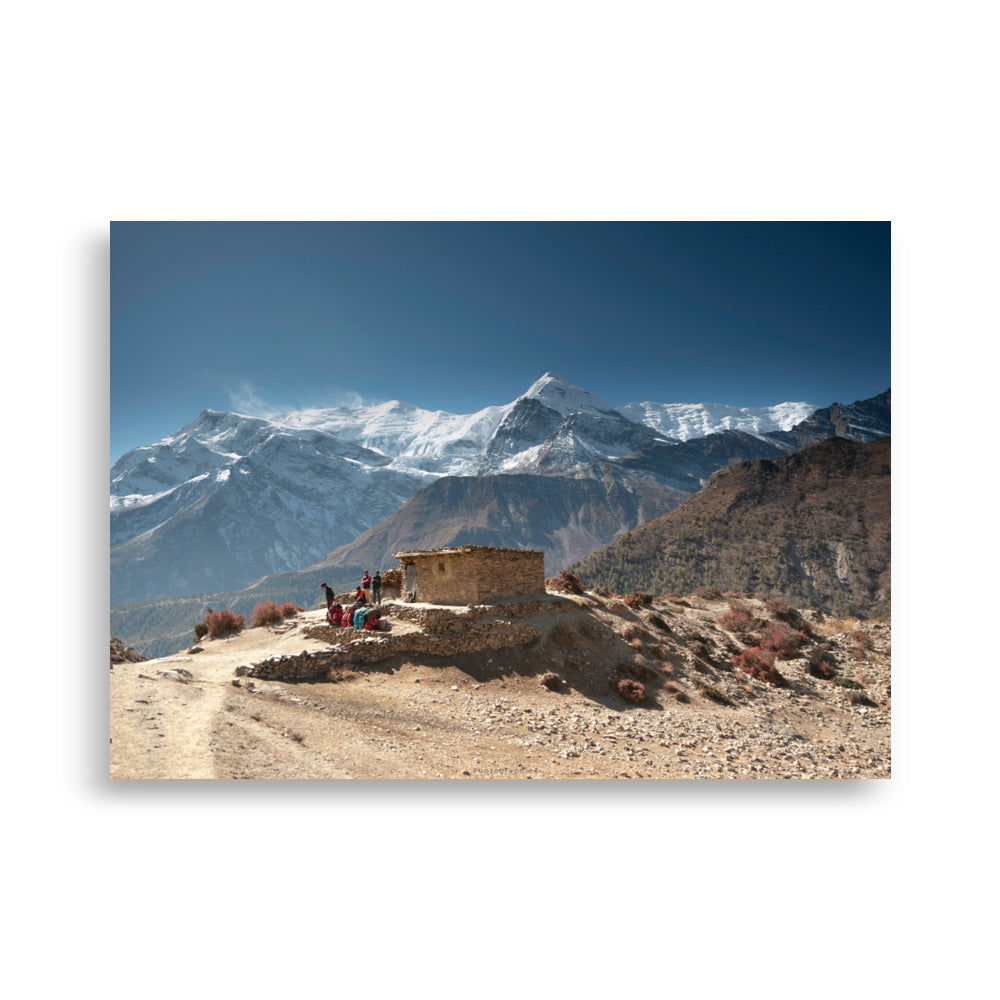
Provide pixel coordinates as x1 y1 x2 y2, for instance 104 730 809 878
111 374 889 607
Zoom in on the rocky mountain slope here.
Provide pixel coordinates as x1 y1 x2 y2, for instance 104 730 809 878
574 436 891 618
309 466 692 576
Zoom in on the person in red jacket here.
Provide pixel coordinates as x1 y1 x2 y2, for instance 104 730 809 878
361 571 372 604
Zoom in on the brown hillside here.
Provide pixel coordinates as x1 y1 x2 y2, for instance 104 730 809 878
309 472 689 575
574 437 890 618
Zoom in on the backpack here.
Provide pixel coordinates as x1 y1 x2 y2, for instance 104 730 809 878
328 604 343 627
353 607 366 629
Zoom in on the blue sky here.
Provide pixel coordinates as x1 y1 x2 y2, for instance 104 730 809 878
111 221 890 464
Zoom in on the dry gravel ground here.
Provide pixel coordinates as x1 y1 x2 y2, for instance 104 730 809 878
110 592 890 779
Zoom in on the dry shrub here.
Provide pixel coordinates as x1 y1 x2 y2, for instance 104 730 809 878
851 629 874 649
687 638 710 659
624 592 652 610
693 679 735 706
694 585 723 600
615 677 647 704
202 608 246 638
850 629 874 660
760 622 808 659
546 570 585 595
250 601 283 628
732 645 788 686
622 623 645 642
540 672 563 691
849 691 878 708
719 608 754 634
673 689 690 703
807 651 836 679
279 602 302 618
765 596 796 621
668 596 691 607
648 614 672 634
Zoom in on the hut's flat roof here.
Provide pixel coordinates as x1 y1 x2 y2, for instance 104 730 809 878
393 545 542 559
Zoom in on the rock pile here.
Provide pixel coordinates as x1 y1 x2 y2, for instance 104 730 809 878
110 637 146 667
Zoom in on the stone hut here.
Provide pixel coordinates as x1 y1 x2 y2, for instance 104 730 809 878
393 545 545 605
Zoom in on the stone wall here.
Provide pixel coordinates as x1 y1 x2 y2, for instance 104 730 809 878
238 597 566 682
395 546 545 605
470 548 546 603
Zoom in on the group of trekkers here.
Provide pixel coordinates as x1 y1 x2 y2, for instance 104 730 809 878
321 570 382 631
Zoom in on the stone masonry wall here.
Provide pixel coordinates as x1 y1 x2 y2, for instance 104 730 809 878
237 597 568 682
469 548 545 603
402 552 477 605
399 546 544 605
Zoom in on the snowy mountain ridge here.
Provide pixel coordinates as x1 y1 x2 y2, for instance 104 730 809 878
110 374 835 605
619 398 817 442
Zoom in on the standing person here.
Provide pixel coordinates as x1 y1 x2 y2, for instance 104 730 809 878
321 582 335 609
361 571 372 604
372 570 382 606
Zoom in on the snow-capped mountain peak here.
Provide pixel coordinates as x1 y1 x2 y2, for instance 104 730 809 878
520 373 616 417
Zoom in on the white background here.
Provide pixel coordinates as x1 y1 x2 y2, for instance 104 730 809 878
3 2 993 997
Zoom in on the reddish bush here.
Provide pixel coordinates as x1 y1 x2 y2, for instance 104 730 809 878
279 603 302 618
808 657 836 679
203 608 246 638
250 601 283 628
765 596 796 620
719 608 754 633
732 646 788 686
623 592 651 610
694 585 722 600
850 629 874 659
615 677 647 704
760 622 807 659
546 570 585 595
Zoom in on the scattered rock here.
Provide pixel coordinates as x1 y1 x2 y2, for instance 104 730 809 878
111 637 146 666
159 668 193 683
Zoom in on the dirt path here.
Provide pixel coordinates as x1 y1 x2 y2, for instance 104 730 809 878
110 612 334 778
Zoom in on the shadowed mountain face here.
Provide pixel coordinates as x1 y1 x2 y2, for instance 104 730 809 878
572 436 891 619
309 469 692 575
